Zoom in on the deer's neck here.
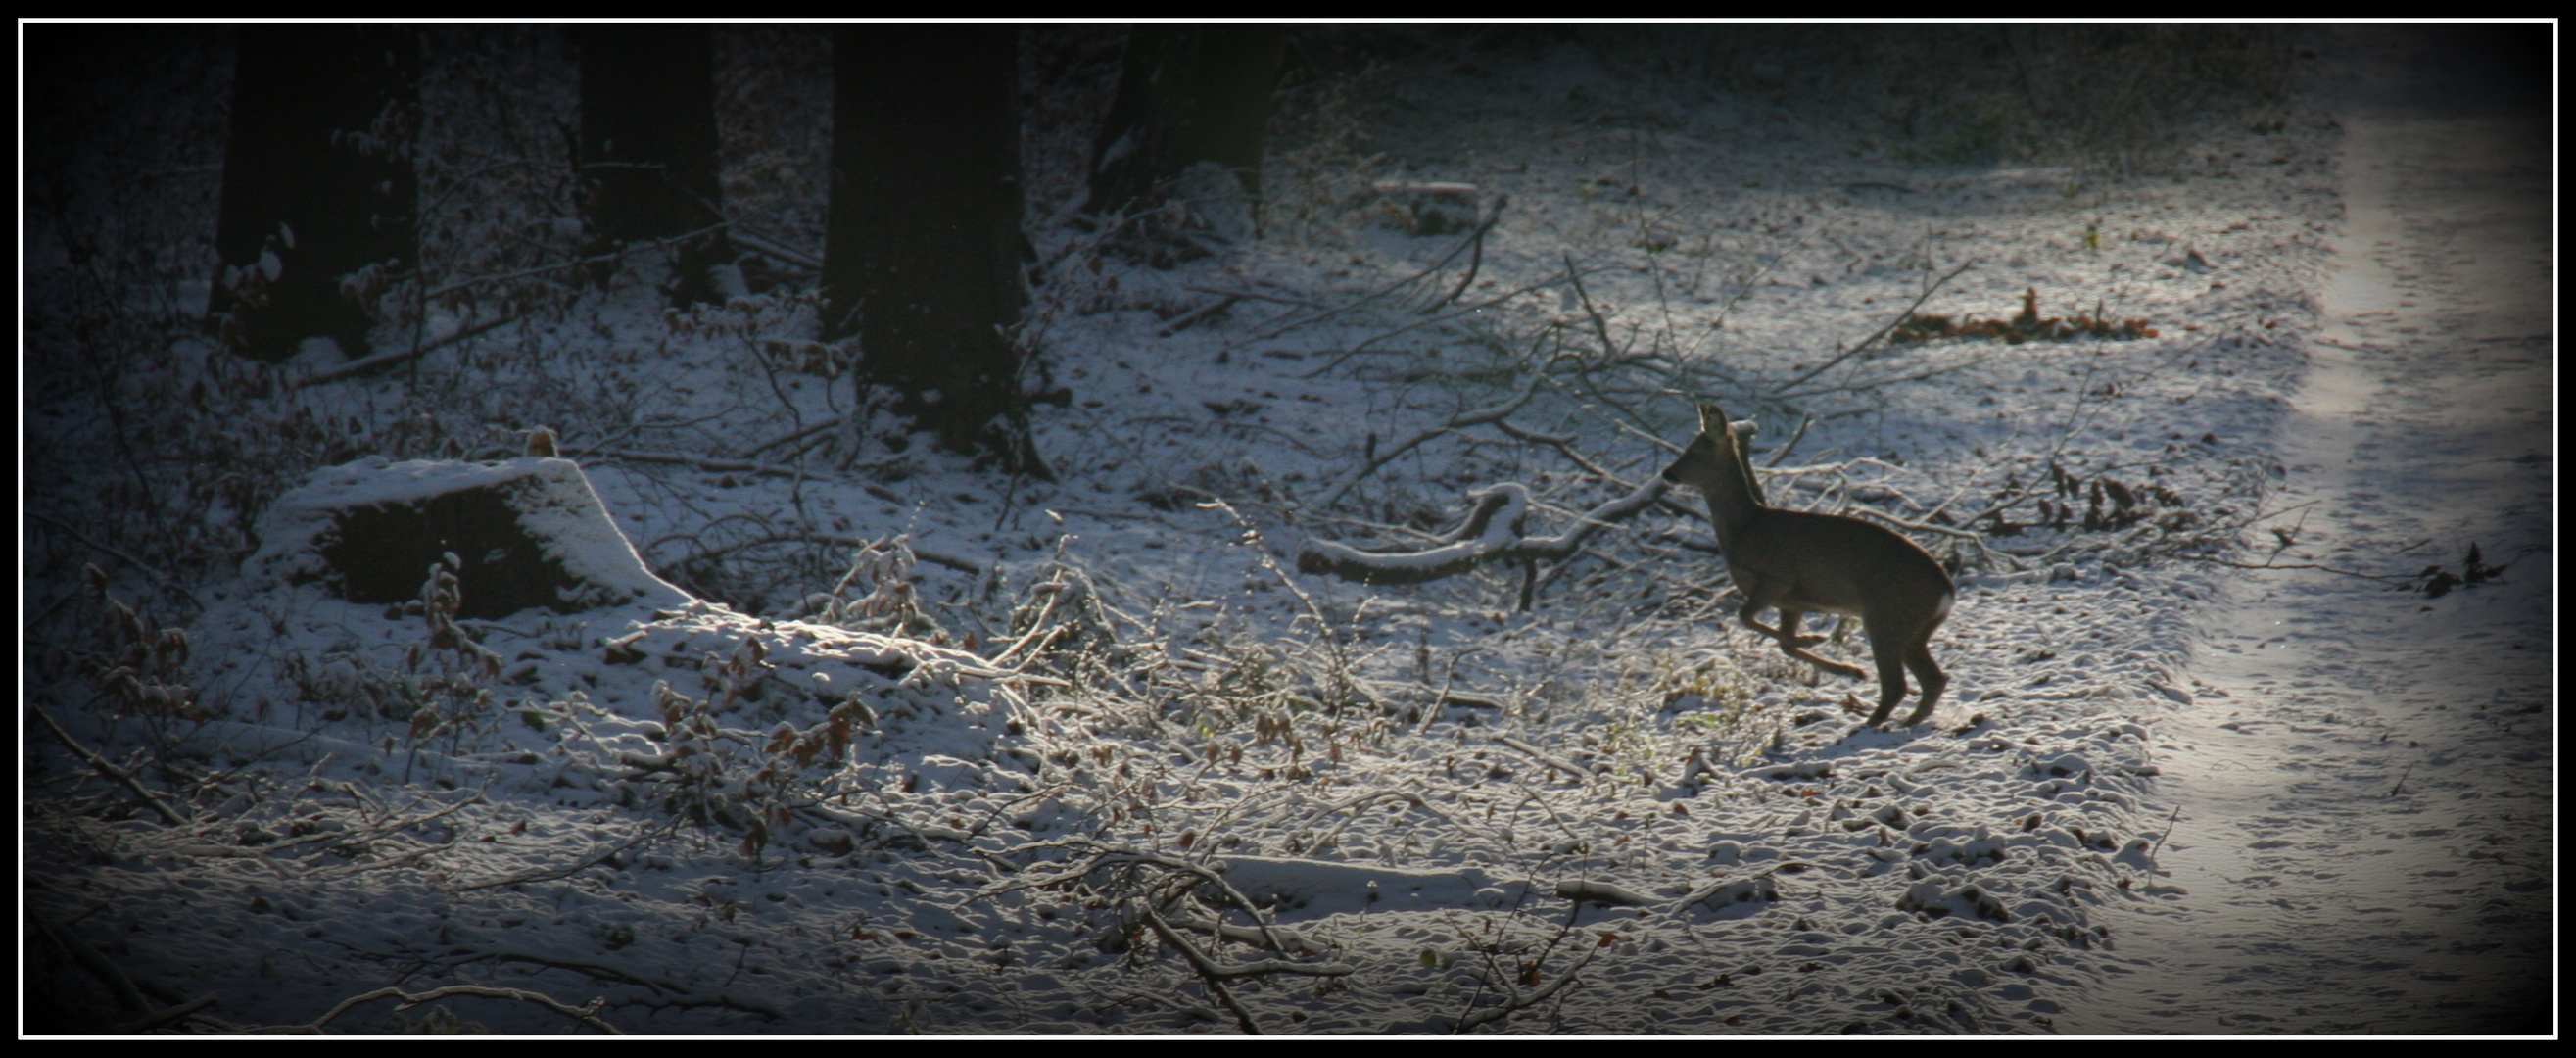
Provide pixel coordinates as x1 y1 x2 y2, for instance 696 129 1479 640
1676 460 1764 554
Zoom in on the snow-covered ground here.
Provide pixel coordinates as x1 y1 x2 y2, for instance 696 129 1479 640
22 25 2551 1036
2055 26 2555 1034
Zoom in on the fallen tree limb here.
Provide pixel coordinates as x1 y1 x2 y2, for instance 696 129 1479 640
1297 478 1668 587
298 311 526 385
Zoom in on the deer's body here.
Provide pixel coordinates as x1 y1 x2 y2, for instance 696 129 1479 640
1664 405 1954 727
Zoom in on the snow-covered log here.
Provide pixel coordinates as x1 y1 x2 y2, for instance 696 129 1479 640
1295 477 1667 587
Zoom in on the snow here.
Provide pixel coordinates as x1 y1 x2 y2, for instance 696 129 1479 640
243 455 693 612
22 25 2552 1037
2049 30 2556 1032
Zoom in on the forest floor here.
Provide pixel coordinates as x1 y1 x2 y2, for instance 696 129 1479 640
2052 25 2554 1035
22 25 2552 1036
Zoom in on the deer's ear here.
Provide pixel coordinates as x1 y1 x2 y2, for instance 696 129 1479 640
1696 404 1730 435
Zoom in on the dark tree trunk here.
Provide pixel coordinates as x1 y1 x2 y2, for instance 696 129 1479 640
576 24 735 308
1089 24 1284 216
824 25 1045 478
208 25 419 362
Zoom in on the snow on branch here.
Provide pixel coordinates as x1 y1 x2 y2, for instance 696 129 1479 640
1295 477 1668 587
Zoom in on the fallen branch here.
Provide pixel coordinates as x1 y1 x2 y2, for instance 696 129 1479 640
1297 478 1668 587
1161 911 1330 956
570 446 822 481
286 984 620 1035
450 823 666 892
1498 736 1593 781
1772 259 1975 396
34 914 153 1014
1141 907 1264 1034
449 948 782 1018
1554 879 1653 907
24 511 203 614
727 228 823 270
299 311 526 385
1430 194 1509 310
113 992 220 1034
1249 197 1512 342
743 418 842 459
1180 283 1323 310
1157 293 1240 338
31 700 188 826
1451 942 1599 1034
1308 368 1555 510
2169 553 2416 584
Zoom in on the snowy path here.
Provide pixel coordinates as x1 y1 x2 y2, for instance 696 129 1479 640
2060 29 2554 1034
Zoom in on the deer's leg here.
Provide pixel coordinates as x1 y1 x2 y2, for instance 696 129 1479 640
1773 608 1866 680
1733 578 1792 642
1737 578 1825 647
1899 637 1947 727
1862 628 1911 725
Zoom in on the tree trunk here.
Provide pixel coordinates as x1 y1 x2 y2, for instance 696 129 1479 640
208 25 419 362
824 25 1045 478
576 24 735 308
1089 24 1285 216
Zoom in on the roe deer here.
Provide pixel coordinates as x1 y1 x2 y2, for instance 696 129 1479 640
1662 404 1954 727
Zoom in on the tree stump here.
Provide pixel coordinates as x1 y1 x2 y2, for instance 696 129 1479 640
246 456 692 620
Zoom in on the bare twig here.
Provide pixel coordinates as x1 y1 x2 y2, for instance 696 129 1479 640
448 948 782 1018
1180 283 1324 310
1430 194 1509 310
742 418 842 459
1250 203 1511 342
1160 912 1331 957
299 311 525 385
1157 294 1241 338
34 914 153 1013
1772 259 1976 396
287 984 621 1035
2169 553 2415 584
1141 907 1264 1034
1562 250 1624 360
24 510 201 613
30 700 188 826
1451 942 1600 1034
1497 736 1592 780
569 446 835 481
1309 366 1554 510
424 218 734 303
112 992 220 1034
450 823 667 892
